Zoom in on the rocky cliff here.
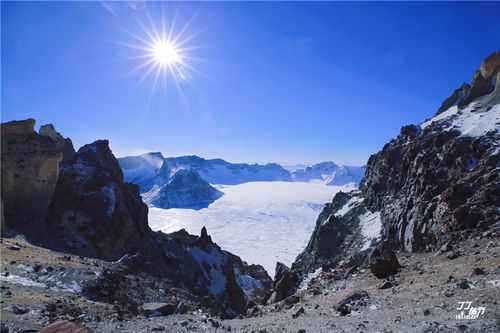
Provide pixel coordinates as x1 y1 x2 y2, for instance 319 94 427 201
0 121 272 318
293 52 500 274
45 140 151 260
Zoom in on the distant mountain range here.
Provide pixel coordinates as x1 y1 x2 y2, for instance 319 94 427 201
118 154 366 209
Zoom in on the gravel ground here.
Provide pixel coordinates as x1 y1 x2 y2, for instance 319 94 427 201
1 236 499 333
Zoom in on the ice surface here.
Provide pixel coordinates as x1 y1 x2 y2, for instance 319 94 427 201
149 182 352 275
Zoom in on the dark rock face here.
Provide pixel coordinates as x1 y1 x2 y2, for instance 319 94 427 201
369 246 400 278
266 262 300 304
293 52 500 275
292 190 376 274
46 140 151 261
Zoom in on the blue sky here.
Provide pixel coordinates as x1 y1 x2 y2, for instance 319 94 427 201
2 1 499 165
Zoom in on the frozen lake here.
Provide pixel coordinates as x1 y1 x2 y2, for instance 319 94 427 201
148 181 353 275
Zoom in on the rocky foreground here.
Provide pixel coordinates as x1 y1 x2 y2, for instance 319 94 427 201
1 235 498 332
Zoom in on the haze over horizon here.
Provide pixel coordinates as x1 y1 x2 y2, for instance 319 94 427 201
2 1 500 165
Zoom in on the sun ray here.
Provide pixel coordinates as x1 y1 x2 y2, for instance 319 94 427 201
116 5 208 98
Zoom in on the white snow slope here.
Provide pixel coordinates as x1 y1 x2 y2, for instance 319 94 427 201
149 182 353 275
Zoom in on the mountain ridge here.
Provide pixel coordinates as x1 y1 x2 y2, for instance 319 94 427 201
118 154 366 209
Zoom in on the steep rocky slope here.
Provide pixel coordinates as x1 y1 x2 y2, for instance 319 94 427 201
293 52 500 275
0 120 271 320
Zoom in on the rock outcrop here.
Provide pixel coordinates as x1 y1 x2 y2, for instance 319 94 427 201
293 52 500 275
45 140 151 260
39 124 75 161
1 119 62 236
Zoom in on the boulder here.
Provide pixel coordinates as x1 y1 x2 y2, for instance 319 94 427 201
369 246 400 278
336 290 370 316
142 302 177 316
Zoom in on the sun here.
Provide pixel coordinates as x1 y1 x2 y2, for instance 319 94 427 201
151 39 182 67
120 10 204 97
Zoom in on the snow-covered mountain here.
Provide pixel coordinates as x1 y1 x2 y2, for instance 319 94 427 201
291 162 365 186
163 155 293 185
118 154 365 209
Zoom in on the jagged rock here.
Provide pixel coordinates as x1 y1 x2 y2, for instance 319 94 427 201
193 226 213 247
266 262 300 304
1 119 62 235
335 290 369 316
45 140 150 261
436 83 470 115
369 246 400 278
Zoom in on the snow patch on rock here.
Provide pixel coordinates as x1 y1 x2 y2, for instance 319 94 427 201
359 210 382 251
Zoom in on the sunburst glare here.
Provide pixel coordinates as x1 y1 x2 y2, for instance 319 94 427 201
120 9 204 98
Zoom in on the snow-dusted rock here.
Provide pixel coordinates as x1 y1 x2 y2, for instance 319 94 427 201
293 52 500 275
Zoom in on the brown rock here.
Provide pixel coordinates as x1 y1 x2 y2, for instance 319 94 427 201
1 118 62 232
480 51 500 79
39 320 92 333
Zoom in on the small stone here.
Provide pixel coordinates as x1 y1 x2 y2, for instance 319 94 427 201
378 280 393 289
292 307 305 319
423 309 431 316
456 279 471 289
180 321 189 327
445 251 459 260
6 244 21 251
297 330 306 333
471 267 486 276
11 304 29 315
151 326 165 331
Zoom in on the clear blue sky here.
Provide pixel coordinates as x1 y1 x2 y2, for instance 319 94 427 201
2 1 499 165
